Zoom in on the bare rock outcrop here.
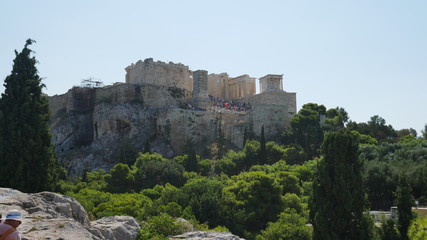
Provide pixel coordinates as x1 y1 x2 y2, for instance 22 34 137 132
0 188 140 240
49 79 294 176
170 231 245 240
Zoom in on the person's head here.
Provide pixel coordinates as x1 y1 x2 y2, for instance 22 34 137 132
3 210 23 228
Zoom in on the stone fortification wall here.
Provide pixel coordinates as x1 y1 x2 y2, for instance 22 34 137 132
50 83 190 116
125 58 193 91
47 58 299 175
192 70 209 108
49 87 95 115
249 104 290 140
246 91 297 116
95 83 190 107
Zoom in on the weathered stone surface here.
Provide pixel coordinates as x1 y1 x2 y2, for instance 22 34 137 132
89 216 140 240
170 231 245 240
0 188 140 240
48 58 296 175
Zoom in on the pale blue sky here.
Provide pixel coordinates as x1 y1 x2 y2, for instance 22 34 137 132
1 1 426 133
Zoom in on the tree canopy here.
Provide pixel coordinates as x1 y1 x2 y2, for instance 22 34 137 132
0 39 60 192
310 131 365 240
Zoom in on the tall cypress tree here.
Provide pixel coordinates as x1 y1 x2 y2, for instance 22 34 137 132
0 39 59 192
310 130 365 240
396 175 414 240
259 125 267 165
184 138 198 172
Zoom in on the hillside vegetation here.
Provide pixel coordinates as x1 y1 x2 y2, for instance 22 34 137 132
2 40 427 240
57 103 427 239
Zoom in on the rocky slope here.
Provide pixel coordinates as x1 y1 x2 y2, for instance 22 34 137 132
170 231 245 240
48 82 291 176
48 84 250 176
0 188 140 240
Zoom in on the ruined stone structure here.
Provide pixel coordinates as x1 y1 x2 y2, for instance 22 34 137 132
125 59 258 101
49 58 297 175
125 58 193 91
207 73 256 100
259 74 284 92
192 70 209 108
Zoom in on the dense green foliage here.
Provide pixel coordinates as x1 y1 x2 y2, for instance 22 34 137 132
379 219 400 240
396 176 414 240
257 209 312 240
2 40 426 238
46 98 427 239
310 131 365 240
58 149 317 239
0 39 61 192
408 216 427 240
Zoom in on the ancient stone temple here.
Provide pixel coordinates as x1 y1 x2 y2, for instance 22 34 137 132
259 74 283 92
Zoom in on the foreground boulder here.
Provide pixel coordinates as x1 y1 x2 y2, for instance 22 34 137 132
170 231 245 240
0 188 140 240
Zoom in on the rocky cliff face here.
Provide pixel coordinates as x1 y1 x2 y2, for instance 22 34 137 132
49 83 290 175
0 188 140 240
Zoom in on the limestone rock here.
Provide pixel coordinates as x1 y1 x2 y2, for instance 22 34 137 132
48 68 295 175
89 216 140 240
170 231 245 240
0 188 140 240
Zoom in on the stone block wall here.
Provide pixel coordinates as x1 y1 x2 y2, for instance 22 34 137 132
125 58 193 91
192 70 209 108
246 91 296 116
249 104 290 140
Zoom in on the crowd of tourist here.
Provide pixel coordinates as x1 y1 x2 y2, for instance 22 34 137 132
179 96 253 112
209 95 253 112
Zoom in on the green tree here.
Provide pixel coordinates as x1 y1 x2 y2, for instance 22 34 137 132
197 159 212 176
310 131 366 240
367 115 397 142
396 176 414 240
0 39 60 192
283 103 325 159
379 219 400 240
422 124 427 140
408 216 427 240
257 209 312 240
143 140 151 154
259 125 267 165
184 139 198 172
181 178 224 227
282 144 306 165
93 193 152 219
222 171 283 236
138 213 191 240
105 163 135 193
324 107 348 130
133 153 184 190
363 161 397 210
117 139 138 165
215 120 227 158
